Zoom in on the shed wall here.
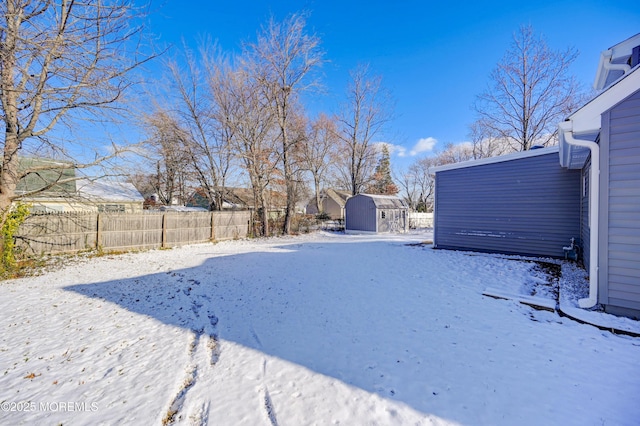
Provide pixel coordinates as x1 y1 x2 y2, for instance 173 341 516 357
434 152 581 257
601 89 640 315
345 196 376 232
377 209 407 233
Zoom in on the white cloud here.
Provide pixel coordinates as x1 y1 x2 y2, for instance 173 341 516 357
370 139 438 158
373 142 407 157
409 137 437 156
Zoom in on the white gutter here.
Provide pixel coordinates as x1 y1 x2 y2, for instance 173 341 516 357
594 50 632 90
559 121 599 308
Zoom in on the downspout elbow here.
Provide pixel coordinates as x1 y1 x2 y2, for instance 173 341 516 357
594 50 632 90
561 124 600 309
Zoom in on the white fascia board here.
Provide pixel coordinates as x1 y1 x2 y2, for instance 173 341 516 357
432 146 559 173
572 66 640 135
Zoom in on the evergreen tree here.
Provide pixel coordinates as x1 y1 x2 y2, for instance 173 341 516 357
369 145 398 195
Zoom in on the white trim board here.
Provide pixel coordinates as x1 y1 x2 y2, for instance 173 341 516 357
432 146 559 173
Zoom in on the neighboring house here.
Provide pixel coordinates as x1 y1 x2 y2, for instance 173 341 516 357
16 158 144 213
187 187 287 216
433 33 640 318
345 194 409 234
305 188 351 219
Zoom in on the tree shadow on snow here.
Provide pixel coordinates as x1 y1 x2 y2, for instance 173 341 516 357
64 238 456 422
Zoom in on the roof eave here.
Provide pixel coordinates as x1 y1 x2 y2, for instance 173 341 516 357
560 66 640 169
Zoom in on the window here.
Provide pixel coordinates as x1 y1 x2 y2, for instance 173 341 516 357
381 211 386 219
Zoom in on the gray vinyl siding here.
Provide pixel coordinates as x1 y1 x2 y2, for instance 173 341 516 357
434 152 581 257
581 157 591 270
600 89 640 314
345 195 376 232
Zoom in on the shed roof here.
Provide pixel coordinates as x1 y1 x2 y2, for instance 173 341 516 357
355 193 408 209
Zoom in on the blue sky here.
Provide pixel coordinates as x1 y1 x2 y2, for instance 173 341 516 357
144 0 640 168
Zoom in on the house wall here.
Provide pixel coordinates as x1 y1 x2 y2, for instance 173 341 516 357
305 200 319 215
29 200 143 214
323 197 344 220
434 151 581 257
345 195 376 232
599 89 640 317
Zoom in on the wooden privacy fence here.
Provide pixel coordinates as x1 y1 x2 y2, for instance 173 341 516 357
16 211 251 257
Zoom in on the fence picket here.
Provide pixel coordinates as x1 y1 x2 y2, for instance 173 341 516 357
15 211 251 258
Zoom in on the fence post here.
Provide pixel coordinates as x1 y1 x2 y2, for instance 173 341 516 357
161 213 167 248
96 213 102 249
210 212 215 241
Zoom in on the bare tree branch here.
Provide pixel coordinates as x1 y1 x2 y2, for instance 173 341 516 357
473 25 583 152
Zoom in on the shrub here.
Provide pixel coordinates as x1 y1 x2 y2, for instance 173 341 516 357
1 203 31 276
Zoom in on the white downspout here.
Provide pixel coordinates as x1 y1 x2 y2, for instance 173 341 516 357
560 122 600 308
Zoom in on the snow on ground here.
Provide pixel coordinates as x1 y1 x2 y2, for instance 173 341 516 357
1 230 639 425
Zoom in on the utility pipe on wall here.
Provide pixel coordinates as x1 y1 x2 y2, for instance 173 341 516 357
559 121 600 308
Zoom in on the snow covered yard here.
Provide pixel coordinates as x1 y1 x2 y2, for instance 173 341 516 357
1 231 639 425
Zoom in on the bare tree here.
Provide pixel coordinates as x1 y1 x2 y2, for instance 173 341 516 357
474 25 582 151
227 67 279 237
335 64 392 195
436 142 475 165
202 51 242 211
140 109 192 206
0 0 155 244
468 118 513 159
403 157 439 212
244 13 323 234
299 113 338 214
395 166 420 211
164 44 237 211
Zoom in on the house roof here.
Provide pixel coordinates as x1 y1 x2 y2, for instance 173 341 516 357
593 33 640 91
75 179 144 203
325 188 351 207
432 146 559 173
559 65 640 168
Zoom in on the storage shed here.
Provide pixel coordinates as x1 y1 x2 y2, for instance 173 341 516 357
433 147 581 258
345 194 409 233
